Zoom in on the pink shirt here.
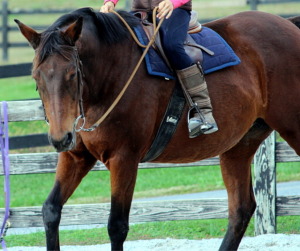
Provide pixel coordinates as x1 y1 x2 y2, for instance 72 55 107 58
104 0 190 9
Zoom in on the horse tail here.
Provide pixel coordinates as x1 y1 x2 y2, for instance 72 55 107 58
287 16 300 29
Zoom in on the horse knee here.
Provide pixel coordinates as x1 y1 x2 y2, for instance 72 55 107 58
108 218 129 244
42 201 62 230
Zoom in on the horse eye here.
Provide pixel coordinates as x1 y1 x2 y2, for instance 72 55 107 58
69 73 77 81
32 77 39 90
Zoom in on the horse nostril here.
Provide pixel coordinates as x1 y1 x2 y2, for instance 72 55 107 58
48 132 74 152
65 132 73 146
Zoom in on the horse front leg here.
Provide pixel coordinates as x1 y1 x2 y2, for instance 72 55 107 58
107 154 139 251
42 151 97 250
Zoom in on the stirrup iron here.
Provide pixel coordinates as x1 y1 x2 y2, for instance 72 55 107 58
187 104 213 138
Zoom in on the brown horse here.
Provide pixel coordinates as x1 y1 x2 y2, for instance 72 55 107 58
16 8 300 250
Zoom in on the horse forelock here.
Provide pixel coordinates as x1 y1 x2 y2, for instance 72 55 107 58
33 31 73 70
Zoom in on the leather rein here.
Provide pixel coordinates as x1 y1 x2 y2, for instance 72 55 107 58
43 8 165 132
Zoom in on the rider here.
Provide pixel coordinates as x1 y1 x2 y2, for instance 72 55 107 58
100 0 218 138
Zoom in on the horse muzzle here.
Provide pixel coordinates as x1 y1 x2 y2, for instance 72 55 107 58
48 131 76 152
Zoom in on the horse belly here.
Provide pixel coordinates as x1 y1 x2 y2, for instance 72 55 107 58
150 68 262 163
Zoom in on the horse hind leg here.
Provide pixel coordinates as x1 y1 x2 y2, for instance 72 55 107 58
218 119 272 250
273 121 300 158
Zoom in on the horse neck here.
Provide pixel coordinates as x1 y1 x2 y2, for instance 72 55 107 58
79 36 145 109
78 32 174 137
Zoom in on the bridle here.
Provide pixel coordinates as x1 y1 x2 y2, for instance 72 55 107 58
41 46 89 132
73 47 87 132
41 8 164 133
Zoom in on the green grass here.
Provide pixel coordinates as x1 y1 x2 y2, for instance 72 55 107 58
7 0 124 10
7 121 49 137
0 76 38 101
3 216 300 247
2 161 300 208
2 165 224 207
0 75 49 136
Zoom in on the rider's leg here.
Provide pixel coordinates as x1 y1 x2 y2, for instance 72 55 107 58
177 64 218 137
161 8 218 138
160 8 192 70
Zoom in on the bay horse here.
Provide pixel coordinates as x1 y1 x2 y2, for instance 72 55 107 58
15 8 300 250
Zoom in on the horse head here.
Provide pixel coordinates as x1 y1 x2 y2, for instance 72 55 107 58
15 17 84 152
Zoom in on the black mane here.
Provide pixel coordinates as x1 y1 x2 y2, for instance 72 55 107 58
34 8 139 68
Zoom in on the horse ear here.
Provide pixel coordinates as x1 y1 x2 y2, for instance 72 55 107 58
14 19 41 50
63 16 83 45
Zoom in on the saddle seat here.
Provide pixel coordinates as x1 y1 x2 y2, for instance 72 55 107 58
188 10 202 34
135 10 212 72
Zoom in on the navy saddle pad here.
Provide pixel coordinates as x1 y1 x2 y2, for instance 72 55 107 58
134 25 241 80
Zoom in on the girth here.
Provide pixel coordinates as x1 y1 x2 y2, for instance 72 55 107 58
141 79 186 162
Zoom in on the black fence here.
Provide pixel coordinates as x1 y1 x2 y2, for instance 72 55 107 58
9 133 48 150
248 0 300 10
0 0 75 61
0 63 31 78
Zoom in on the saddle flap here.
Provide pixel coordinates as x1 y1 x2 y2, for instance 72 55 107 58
137 13 174 70
184 34 204 64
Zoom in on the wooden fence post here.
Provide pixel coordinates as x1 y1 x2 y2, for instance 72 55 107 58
125 0 131 11
250 0 258 11
254 131 277 235
1 0 8 62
